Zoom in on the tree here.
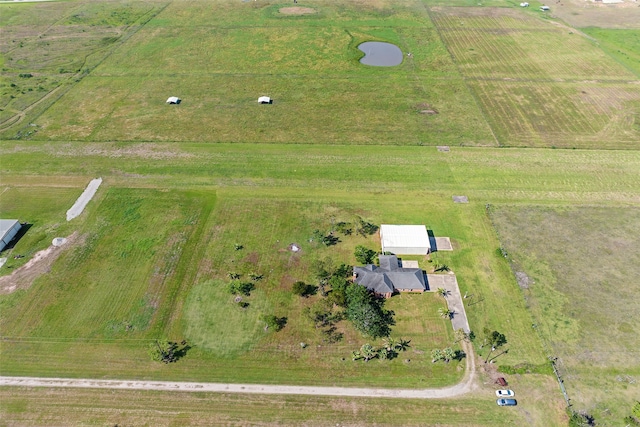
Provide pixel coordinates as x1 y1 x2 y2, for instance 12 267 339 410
228 272 241 280
359 343 377 362
262 314 287 332
354 245 377 265
454 328 470 344
437 287 449 298
248 272 263 281
228 281 255 296
438 306 453 319
292 281 316 297
431 349 444 363
345 284 394 339
355 217 378 236
443 347 455 363
395 337 411 352
484 330 507 363
148 339 190 364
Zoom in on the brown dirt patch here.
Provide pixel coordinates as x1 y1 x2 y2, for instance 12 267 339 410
243 251 260 265
279 7 316 15
0 232 80 294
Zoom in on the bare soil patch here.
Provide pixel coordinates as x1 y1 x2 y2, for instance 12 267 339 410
279 7 316 15
0 232 79 294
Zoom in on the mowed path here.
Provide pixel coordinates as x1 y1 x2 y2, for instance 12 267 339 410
0 344 477 399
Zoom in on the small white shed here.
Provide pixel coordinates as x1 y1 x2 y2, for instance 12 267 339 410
540 5 550 10
380 224 431 255
0 220 21 252
166 96 181 104
258 96 272 104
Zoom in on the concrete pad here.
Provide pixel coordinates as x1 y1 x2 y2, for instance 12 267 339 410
434 237 453 251
401 260 419 268
453 196 469 203
437 146 450 152
426 273 470 333
0 258 6 269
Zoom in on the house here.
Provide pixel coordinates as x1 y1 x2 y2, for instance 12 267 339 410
166 96 181 104
380 224 431 255
258 96 272 104
354 255 426 298
0 220 22 252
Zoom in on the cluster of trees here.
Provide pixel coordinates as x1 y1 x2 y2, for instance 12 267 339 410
227 272 265 309
303 258 395 342
148 339 190 363
431 347 465 363
351 337 411 362
333 217 378 237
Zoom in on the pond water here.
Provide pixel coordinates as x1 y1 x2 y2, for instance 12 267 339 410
358 41 403 66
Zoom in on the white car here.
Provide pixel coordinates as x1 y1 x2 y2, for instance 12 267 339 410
496 389 515 397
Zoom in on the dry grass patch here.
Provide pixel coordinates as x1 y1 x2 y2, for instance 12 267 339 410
279 7 317 15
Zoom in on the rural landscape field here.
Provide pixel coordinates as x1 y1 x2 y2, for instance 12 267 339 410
0 0 639 425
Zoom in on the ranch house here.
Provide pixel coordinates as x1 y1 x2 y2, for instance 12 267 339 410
354 255 426 298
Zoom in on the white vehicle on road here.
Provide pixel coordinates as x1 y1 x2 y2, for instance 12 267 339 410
495 389 515 397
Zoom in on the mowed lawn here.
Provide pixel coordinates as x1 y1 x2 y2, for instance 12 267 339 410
0 186 214 339
490 205 640 423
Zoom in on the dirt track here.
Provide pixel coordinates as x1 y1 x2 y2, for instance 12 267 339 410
0 343 477 398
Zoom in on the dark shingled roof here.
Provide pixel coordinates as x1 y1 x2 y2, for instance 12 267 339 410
354 255 426 295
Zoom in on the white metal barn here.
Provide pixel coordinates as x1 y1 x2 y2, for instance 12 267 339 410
380 224 431 255
0 219 21 252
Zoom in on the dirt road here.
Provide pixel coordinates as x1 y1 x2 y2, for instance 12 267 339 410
0 343 477 399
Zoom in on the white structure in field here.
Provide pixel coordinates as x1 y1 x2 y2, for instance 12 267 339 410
66 178 103 221
166 96 181 104
0 220 21 252
258 96 272 104
380 224 431 255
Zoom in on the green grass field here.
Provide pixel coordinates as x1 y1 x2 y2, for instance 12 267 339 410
1 0 640 425
490 205 640 424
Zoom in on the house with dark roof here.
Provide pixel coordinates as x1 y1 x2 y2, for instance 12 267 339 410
353 255 426 298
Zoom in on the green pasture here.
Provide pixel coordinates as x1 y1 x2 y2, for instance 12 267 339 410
582 28 640 77
0 0 165 129
2 0 638 149
491 205 640 424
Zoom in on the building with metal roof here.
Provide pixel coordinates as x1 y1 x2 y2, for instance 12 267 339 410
380 224 431 255
0 220 21 252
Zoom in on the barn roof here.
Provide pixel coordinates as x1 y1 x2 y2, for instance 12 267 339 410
380 224 431 252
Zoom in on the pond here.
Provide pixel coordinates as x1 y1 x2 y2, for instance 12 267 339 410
358 41 403 67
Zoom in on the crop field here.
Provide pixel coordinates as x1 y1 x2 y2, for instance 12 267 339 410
431 7 640 148
490 205 640 423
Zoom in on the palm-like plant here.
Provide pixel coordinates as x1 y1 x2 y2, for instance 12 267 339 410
382 337 397 352
395 338 411 352
443 347 455 363
437 287 449 298
360 343 377 362
431 349 444 363
438 307 453 319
